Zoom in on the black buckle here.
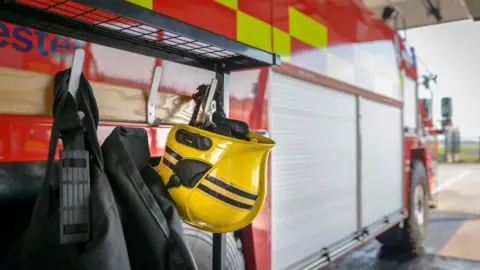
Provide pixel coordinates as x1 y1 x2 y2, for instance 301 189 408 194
59 149 90 244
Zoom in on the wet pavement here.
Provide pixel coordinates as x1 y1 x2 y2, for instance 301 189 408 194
325 240 480 270
326 163 480 270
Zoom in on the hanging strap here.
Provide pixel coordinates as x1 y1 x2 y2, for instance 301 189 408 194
189 84 208 126
44 68 101 245
189 83 224 126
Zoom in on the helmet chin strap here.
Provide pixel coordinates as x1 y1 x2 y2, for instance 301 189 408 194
188 78 249 141
190 79 221 127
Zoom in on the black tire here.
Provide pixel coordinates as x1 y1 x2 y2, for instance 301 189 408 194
377 160 429 254
182 223 246 270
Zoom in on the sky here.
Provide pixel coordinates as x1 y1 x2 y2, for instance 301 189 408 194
407 20 480 141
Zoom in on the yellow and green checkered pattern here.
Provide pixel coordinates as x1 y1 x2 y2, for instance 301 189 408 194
125 0 404 102
215 0 328 63
127 0 152 10
127 0 329 63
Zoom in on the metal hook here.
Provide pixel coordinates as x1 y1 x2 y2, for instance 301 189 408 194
147 66 164 126
203 78 218 126
67 48 86 101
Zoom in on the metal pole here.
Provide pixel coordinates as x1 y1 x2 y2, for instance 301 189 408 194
212 233 226 270
212 70 229 270
355 96 362 233
445 129 450 163
455 129 460 162
478 136 480 162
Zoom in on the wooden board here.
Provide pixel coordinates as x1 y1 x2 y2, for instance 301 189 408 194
0 67 197 124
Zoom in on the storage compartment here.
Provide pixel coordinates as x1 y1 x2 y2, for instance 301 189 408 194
360 98 403 227
269 72 358 269
403 75 418 130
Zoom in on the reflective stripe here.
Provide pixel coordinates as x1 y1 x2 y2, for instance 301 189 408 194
197 183 253 210
273 27 291 63
289 7 328 49
237 11 272 52
202 179 255 205
162 157 175 171
165 146 183 161
124 0 334 60
209 1 329 56
214 0 238 10
126 0 152 10
206 175 258 200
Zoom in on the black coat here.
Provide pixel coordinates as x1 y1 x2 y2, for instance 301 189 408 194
1 69 197 270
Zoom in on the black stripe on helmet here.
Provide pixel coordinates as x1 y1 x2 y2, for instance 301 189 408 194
205 175 258 201
165 146 183 160
197 184 253 210
162 157 175 171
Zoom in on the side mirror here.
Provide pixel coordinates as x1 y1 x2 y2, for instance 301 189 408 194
420 98 433 119
441 97 452 118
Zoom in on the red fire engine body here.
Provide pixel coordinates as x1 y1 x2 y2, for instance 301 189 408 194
0 0 445 269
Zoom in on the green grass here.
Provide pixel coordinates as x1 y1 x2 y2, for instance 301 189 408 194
437 145 479 163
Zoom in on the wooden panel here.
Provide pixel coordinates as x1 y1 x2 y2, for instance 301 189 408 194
0 67 196 124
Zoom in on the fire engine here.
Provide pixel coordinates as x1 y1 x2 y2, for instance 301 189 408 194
0 0 452 269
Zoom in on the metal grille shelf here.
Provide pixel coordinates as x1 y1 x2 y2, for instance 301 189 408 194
0 0 280 72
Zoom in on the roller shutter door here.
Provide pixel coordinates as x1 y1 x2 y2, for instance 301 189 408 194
360 98 403 226
269 72 358 270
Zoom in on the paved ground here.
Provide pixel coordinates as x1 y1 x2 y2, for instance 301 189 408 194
326 163 480 270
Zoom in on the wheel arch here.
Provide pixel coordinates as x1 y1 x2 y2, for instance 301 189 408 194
410 148 433 206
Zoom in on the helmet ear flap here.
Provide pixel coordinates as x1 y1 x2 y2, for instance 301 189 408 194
166 159 212 189
209 111 250 141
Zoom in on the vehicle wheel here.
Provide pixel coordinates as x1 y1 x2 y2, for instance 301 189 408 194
376 160 429 254
182 223 246 270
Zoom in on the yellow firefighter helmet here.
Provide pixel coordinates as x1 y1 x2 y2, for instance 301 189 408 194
156 123 275 233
